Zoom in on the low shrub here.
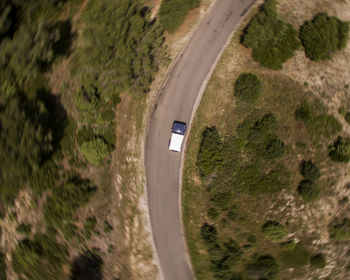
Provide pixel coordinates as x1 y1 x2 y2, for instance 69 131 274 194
262 221 287 242
329 219 350 240
300 13 349 61
345 112 350 124
197 126 223 177
329 136 350 162
264 138 285 159
83 216 97 240
16 223 32 235
80 136 109 166
200 223 217 246
310 254 326 268
245 255 278 280
297 179 320 202
234 73 261 103
241 0 299 69
159 0 200 33
299 160 321 181
29 160 58 194
278 242 310 268
0 252 5 280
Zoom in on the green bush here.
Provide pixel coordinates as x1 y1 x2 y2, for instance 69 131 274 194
295 100 311 121
329 136 350 162
12 234 67 280
241 0 299 69
200 223 217 246
345 112 350 124
278 242 310 268
29 160 59 194
297 179 320 202
43 180 96 227
329 219 350 240
234 73 261 103
299 160 321 181
159 0 200 33
197 126 223 177
310 254 326 268
80 136 109 166
0 251 6 280
300 13 349 61
264 138 285 159
16 223 32 235
262 221 287 242
245 255 278 280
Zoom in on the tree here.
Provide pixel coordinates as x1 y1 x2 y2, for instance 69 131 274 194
297 179 320 202
329 136 350 162
299 160 320 181
234 73 261 103
300 13 349 61
197 126 223 177
80 136 109 166
241 0 299 69
262 221 287 242
0 96 52 203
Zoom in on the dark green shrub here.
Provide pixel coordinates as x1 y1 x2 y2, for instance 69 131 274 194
200 223 217 246
80 136 109 166
197 126 223 177
16 223 32 235
103 220 113 233
329 219 350 240
241 0 299 69
278 242 310 268
210 191 231 209
329 136 350 162
159 0 200 33
30 160 58 194
295 100 311 121
297 179 320 202
245 255 278 280
207 207 218 220
264 138 285 159
299 160 321 181
234 73 261 103
310 254 326 268
300 13 349 61
0 251 6 280
262 221 287 242
345 112 350 124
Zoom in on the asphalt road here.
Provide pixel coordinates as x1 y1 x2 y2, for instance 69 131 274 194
145 1 255 279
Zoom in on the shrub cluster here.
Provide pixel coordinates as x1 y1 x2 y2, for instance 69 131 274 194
329 218 350 240
300 13 349 61
297 179 320 202
200 223 243 279
80 136 109 166
299 160 320 181
278 242 310 268
159 0 200 33
295 100 342 138
245 255 278 280
329 136 350 162
262 221 287 242
310 254 326 269
197 126 223 177
234 73 261 103
241 0 299 69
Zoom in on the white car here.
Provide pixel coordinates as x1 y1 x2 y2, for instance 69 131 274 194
169 121 186 152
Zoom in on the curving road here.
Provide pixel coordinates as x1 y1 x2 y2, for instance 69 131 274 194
145 1 255 279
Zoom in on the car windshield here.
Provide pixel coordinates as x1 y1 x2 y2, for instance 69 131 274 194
172 121 186 135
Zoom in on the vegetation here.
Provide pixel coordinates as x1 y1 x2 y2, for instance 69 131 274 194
345 112 350 124
310 254 326 269
234 73 261 103
197 126 224 177
299 160 320 181
278 242 310 268
159 0 200 33
262 221 287 242
329 136 350 162
16 223 32 235
297 179 320 202
83 216 97 240
0 252 6 280
329 219 350 240
12 234 68 280
80 137 109 166
245 255 278 280
241 0 299 69
300 13 349 61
